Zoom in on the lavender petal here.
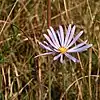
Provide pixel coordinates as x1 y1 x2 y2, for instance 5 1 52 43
64 24 71 46
60 54 64 63
67 40 88 51
47 29 60 48
43 34 58 49
53 53 61 60
43 41 49 45
53 49 60 53
67 44 92 53
56 30 61 45
66 25 76 46
43 41 60 53
39 41 53 51
59 25 64 46
34 52 54 58
50 26 60 47
65 53 80 62
67 31 83 48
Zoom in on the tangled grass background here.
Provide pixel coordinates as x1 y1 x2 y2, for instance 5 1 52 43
0 0 100 100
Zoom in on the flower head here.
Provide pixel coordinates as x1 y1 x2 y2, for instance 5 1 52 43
35 24 92 63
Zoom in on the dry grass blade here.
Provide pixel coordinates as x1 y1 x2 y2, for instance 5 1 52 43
0 0 19 36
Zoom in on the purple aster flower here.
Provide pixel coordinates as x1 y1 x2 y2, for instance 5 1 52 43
35 24 92 63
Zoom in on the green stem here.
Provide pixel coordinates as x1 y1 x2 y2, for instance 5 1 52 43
62 63 67 99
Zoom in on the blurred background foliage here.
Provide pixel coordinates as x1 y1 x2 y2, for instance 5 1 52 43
0 0 100 100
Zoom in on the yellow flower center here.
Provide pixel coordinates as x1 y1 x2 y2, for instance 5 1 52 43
58 47 67 54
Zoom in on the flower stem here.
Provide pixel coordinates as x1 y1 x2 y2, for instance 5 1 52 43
47 0 51 100
47 0 51 28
